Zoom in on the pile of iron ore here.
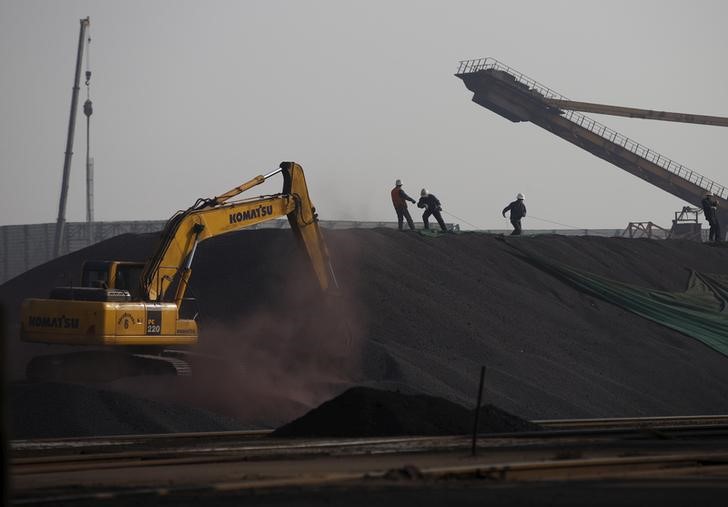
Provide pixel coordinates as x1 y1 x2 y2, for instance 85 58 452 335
273 386 541 437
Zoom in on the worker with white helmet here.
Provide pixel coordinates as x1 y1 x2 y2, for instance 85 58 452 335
417 188 448 232
390 179 417 231
701 191 721 242
502 193 527 235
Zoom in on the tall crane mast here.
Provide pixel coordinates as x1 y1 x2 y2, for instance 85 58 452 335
53 17 90 258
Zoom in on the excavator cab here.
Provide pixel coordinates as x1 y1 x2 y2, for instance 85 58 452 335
41 261 145 304
81 261 111 288
81 261 145 298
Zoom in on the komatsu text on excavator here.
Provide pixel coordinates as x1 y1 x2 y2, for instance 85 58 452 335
21 162 336 380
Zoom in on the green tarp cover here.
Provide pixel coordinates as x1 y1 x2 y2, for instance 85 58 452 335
518 249 728 357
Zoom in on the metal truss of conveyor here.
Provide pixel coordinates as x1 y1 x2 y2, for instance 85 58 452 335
456 57 727 229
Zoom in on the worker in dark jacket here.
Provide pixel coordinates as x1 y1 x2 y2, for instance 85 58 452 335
701 191 721 242
390 179 417 231
417 188 447 232
502 193 527 235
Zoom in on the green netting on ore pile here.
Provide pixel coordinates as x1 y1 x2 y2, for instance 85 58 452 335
519 251 728 357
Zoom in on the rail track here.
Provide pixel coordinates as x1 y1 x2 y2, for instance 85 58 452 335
12 414 728 457
536 414 728 429
11 415 728 505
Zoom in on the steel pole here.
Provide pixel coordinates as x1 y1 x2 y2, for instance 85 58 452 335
53 17 89 258
471 365 486 456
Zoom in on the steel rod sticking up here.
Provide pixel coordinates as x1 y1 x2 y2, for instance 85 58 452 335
471 365 486 456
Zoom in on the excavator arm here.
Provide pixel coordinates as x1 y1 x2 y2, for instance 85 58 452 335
281 162 337 293
141 161 335 305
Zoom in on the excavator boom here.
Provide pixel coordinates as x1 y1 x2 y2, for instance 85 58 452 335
141 162 333 304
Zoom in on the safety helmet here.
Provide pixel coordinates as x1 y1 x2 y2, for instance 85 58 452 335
395 179 402 186
517 193 525 200
420 188 428 197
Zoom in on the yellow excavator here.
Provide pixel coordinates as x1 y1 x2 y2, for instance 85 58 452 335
20 161 337 381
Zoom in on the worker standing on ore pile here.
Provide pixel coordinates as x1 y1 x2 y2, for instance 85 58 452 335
701 191 721 242
417 188 448 232
390 179 417 231
502 193 527 236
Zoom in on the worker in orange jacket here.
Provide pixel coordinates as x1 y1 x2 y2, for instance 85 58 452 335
391 179 417 231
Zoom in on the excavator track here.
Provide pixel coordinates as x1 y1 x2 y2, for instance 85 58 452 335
135 351 192 376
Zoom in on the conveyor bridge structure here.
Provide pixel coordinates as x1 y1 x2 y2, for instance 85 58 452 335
456 57 727 235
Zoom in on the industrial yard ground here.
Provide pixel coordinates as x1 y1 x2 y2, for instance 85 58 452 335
10 417 728 506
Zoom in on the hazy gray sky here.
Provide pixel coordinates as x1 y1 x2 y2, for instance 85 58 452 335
1 0 727 230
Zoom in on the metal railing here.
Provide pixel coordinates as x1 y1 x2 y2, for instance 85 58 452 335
457 58 727 199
